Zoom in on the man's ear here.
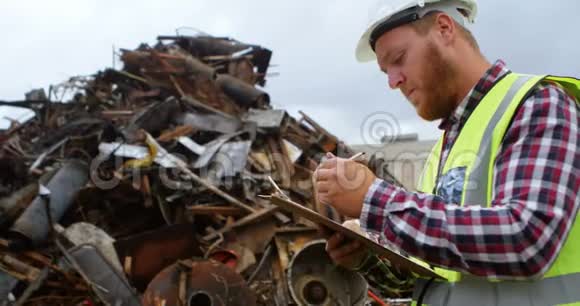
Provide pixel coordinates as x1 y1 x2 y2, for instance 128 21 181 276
433 13 456 46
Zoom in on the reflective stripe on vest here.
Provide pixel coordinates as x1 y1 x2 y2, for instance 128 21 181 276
414 73 580 306
462 74 535 205
413 272 580 306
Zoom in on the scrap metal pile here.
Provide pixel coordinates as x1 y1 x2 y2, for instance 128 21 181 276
0 34 401 306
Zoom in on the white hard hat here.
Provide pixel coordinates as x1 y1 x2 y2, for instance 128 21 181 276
355 0 478 62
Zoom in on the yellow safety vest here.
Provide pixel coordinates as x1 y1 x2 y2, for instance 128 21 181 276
414 73 580 306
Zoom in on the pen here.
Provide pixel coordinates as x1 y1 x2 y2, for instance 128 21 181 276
348 152 365 161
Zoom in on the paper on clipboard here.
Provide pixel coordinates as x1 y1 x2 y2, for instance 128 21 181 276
267 194 444 280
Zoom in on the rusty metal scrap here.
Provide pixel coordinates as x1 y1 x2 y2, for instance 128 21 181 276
142 259 256 306
0 32 401 305
8 160 89 249
57 243 141 306
113 223 202 292
287 240 367 306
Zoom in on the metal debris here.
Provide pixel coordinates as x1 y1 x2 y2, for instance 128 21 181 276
8 160 89 249
287 240 367 306
0 32 401 305
142 259 256 306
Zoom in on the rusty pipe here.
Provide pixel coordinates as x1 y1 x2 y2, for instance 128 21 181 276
216 74 270 108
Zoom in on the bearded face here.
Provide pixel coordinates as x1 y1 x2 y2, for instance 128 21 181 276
413 40 459 121
374 21 461 121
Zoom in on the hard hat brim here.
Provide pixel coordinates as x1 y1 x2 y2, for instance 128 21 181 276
355 0 478 63
355 28 377 63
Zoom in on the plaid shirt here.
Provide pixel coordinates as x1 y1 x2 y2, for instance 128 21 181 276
359 60 580 297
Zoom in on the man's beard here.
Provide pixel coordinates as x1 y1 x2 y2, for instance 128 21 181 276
416 41 459 121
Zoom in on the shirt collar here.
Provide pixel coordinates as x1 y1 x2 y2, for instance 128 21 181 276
438 60 511 130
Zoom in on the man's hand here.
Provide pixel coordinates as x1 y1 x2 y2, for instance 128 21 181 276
314 153 377 218
326 232 368 270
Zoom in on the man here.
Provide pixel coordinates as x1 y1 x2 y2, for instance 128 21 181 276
314 0 580 305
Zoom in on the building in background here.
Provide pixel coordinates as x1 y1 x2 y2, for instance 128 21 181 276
351 133 436 190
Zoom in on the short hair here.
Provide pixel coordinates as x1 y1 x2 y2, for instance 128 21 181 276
411 11 480 50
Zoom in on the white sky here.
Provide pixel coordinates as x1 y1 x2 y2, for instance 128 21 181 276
1 0 578 144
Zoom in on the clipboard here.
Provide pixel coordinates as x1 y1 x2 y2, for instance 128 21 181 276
267 194 444 280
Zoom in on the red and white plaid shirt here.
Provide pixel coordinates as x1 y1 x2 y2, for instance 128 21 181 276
360 60 580 279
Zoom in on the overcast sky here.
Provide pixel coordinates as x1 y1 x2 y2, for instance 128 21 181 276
1 0 578 144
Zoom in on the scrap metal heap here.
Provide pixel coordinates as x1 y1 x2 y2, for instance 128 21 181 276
0 34 401 306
